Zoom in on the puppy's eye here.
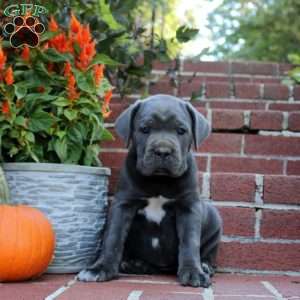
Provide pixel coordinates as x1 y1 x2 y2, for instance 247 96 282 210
140 126 150 134
177 127 186 135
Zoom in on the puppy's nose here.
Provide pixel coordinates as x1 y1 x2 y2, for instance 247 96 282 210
154 146 172 158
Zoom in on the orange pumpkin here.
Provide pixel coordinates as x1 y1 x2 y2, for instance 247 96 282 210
0 205 55 282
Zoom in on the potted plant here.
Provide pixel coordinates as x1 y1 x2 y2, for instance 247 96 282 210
0 14 114 273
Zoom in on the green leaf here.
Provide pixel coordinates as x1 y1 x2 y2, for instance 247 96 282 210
65 145 82 164
98 0 125 31
83 144 101 166
14 83 27 99
90 53 121 67
14 116 27 127
288 54 300 65
73 69 95 93
25 132 35 143
176 26 199 43
101 128 114 141
54 137 68 162
28 111 54 132
53 97 70 107
40 48 72 63
67 126 83 145
64 109 78 121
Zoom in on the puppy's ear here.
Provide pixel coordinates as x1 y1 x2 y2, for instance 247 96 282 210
185 102 211 150
115 100 142 147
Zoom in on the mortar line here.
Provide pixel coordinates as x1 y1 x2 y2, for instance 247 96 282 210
261 281 286 300
202 286 214 300
44 277 77 300
127 290 143 300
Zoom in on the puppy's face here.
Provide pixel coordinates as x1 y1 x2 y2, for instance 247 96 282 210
115 95 210 177
132 100 192 177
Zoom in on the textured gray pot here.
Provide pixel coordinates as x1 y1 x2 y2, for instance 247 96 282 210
2 162 110 273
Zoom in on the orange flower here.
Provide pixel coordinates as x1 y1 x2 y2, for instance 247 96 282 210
70 13 81 34
21 45 30 61
1 100 10 115
49 33 72 53
101 90 113 119
49 16 59 32
94 64 104 86
4 66 14 85
75 42 96 71
64 62 72 77
73 25 92 49
104 89 113 105
0 46 7 70
67 74 79 101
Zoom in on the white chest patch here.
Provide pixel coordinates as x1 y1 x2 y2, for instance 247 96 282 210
139 195 173 225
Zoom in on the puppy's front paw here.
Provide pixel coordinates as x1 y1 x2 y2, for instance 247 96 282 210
178 266 211 288
77 266 118 282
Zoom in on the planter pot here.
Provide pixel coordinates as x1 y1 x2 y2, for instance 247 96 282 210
2 162 110 273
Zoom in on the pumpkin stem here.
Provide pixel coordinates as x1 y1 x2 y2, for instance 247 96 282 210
0 165 10 204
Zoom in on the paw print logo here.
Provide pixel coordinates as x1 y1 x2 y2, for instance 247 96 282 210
4 15 45 48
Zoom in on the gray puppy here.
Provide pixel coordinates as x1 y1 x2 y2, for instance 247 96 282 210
78 95 222 287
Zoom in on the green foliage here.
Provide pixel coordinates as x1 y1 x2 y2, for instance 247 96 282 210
35 0 198 96
0 18 113 166
207 0 300 62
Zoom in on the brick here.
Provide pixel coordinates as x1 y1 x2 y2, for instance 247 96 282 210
287 161 300 175
250 111 283 130
235 83 261 99
179 77 204 97
200 133 242 154
210 101 265 110
149 81 175 95
210 173 256 202
279 63 293 76
231 62 277 76
206 82 231 98
217 242 300 271
194 156 207 172
245 135 300 156
232 76 252 83
211 157 283 175
261 210 300 239
153 60 177 70
212 110 244 130
217 207 255 237
106 103 130 123
252 77 281 84
203 75 230 82
100 151 127 169
294 85 300 100
268 103 300 111
231 62 251 74
288 112 300 131
249 63 277 76
263 84 289 100
264 175 300 205
183 61 229 73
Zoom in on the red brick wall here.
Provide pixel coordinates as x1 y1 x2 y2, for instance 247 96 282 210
101 60 300 275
